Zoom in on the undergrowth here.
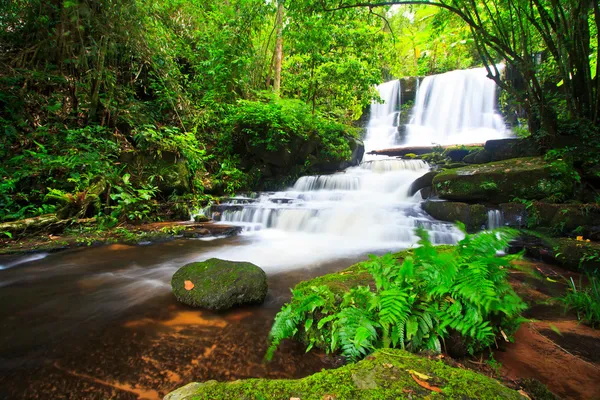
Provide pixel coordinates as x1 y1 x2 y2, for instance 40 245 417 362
266 226 527 361
558 276 600 327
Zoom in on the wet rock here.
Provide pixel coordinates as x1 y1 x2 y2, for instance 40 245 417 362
422 200 487 233
433 157 575 203
171 258 268 310
408 171 437 197
442 148 471 162
463 149 492 164
164 349 523 399
499 203 528 228
400 76 420 103
464 138 540 164
183 228 210 238
193 215 210 223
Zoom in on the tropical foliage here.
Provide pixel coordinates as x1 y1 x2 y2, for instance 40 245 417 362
266 227 527 361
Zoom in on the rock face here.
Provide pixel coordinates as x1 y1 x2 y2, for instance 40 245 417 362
164 349 522 400
422 200 487 232
171 258 268 310
315 137 365 173
433 157 574 203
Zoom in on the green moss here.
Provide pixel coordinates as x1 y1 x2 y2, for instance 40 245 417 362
433 157 575 203
165 349 522 400
171 258 268 310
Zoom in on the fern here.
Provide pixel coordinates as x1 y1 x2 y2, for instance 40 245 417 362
266 228 527 362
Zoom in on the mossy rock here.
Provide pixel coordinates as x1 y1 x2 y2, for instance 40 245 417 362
433 157 575 203
463 139 540 164
171 258 268 310
521 234 600 273
551 238 600 273
422 200 487 233
532 203 600 239
164 349 523 400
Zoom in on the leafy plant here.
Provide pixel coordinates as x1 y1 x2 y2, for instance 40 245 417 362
480 181 498 191
109 174 159 222
558 276 600 327
266 227 526 361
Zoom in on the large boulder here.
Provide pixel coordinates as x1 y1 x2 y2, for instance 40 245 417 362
433 157 575 203
164 349 523 400
171 258 268 310
422 200 487 232
464 138 540 164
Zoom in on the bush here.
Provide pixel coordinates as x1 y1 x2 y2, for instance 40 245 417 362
233 96 354 165
266 227 527 361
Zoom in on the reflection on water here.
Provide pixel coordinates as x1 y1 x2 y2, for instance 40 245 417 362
0 238 367 399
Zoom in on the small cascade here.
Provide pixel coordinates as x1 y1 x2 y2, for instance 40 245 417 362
217 158 463 246
487 209 504 230
405 66 508 145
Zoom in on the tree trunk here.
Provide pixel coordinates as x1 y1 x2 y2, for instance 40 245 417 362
273 1 284 95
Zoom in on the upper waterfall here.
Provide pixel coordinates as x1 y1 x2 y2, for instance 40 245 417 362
405 66 508 145
363 80 401 154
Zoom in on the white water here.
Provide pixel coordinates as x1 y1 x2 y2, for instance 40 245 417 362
487 209 504 230
405 66 508 145
364 80 401 154
205 81 464 273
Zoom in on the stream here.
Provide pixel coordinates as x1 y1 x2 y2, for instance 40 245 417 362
0 67 516 399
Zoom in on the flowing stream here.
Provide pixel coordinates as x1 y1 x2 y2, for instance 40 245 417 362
0 67 508 399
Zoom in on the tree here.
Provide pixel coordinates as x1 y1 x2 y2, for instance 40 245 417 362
283 4 385 121
273 0 285 94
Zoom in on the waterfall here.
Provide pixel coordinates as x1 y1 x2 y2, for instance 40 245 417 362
218 158 462 245
487 209 504 230
203 81 465 270
405 66 508 146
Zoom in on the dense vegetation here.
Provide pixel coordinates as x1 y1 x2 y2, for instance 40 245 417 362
0 0 383 224
2 1 597 226
267 227 527 361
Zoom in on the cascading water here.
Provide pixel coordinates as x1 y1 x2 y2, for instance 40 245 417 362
487 209 504 230
363 80 401 153
405 66 508 145
206 81 464 272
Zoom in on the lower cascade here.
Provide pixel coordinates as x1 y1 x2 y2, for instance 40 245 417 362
208 158 463 270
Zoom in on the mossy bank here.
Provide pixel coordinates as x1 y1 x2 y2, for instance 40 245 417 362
165 349 523 400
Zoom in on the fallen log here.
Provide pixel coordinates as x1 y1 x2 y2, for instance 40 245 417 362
368 143 484 157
